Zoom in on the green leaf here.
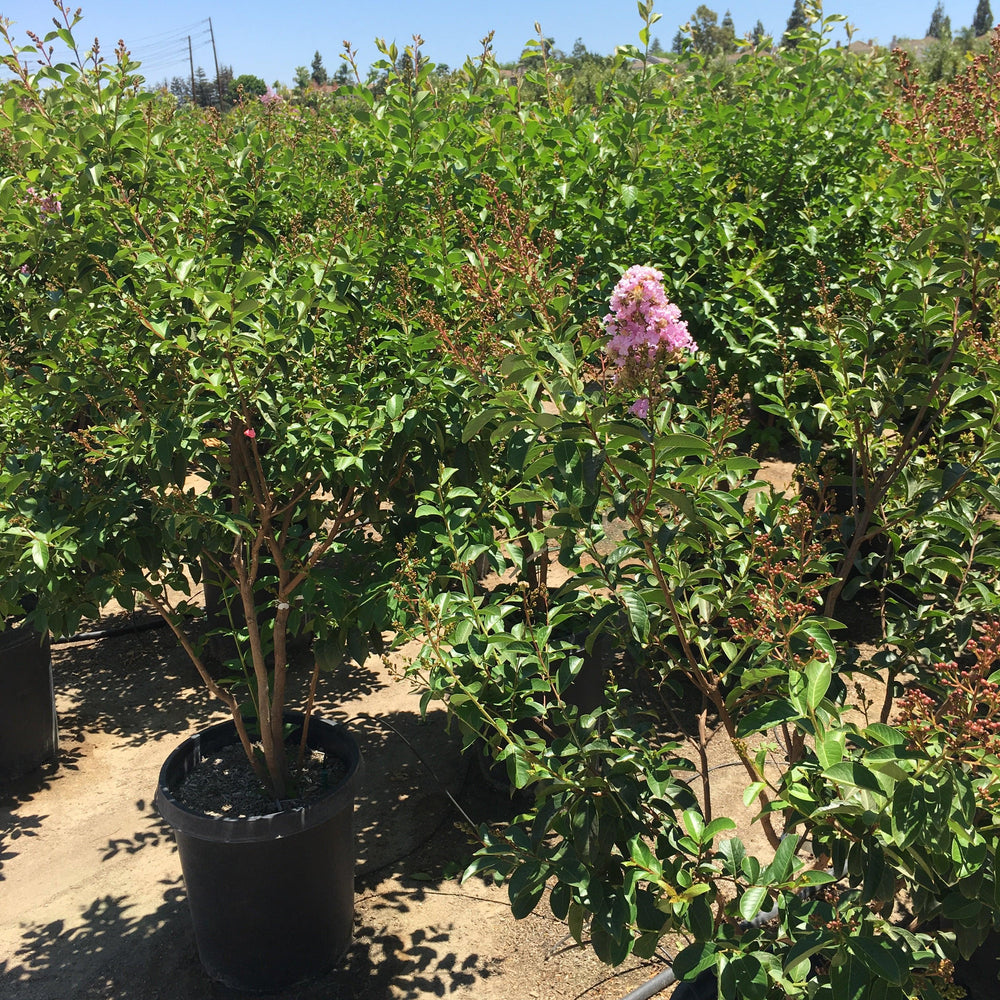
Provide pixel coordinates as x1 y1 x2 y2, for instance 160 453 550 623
738 885 770 922
719 837 747 877
736 699 799 738
702 817 737 843
620 589 649 641
815 731 845 769
800 621 837 660
508 863 545 919
865 723 905 746
30 537 48 571
763 834 798 884
805 657 832 710
848 936 906 985
567 900 585 944
941 891 984 921
824 762 885 795
463 407 499 443
682 808 705 842
672 942 718 980
830 956 870 1000
782 932 828 974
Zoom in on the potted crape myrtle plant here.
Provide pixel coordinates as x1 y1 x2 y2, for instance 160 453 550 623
0 9 468 990
411 247 1000 996
404 16 1000 992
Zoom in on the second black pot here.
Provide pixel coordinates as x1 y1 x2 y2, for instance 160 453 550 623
0 620 57 783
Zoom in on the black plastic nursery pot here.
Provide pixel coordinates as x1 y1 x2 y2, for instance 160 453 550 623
154 713 362 993
562 629 613 718
953 928 1000 1000
0 620 57 783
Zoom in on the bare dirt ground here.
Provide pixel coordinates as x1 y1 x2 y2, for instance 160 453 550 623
1 459 864 1000
0 619 674 1000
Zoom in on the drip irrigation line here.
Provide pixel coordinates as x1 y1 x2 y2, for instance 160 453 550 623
613 867 832 1000
345 712 479 883
617 967 679 1000
51 616 169 645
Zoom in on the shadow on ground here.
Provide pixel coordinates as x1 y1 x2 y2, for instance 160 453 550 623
3 615 660 1000
0 760 532 1000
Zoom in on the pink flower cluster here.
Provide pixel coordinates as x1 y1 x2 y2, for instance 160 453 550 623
260 87 282 106
25 186 61 222
603 265 696 364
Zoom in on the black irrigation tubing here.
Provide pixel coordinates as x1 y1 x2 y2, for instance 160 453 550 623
346 711 480 883
618 967 679 1000
617 867 837 1000
51 616 170 645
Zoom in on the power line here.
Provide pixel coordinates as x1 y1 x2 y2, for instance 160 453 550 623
131 33 211 66
132 29 219 83
134 39 194 61
127 18 228 109
137 27 211 56
128 19 209 47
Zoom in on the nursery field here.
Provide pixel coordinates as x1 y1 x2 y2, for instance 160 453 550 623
5 2 1000 998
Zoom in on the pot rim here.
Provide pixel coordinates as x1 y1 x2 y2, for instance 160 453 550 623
154 712 362 844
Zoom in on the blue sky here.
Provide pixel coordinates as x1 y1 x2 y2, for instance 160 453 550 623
0 1 981 88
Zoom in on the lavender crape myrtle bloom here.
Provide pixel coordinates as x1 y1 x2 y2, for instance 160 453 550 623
25 186 61 222
603 265 696 417
604 265 696 363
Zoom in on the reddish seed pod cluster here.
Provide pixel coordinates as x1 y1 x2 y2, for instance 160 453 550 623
896 623 1000 769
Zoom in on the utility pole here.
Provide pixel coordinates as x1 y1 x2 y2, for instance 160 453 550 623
208 17 223 110
188 35 195 106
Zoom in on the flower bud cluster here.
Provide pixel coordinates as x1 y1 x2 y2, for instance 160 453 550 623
24 186 61 221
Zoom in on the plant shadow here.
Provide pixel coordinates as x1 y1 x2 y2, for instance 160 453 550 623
1 799 515 1000
0 744 85 882
5 606 539 999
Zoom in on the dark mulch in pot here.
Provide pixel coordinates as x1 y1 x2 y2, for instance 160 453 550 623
174 742 348 818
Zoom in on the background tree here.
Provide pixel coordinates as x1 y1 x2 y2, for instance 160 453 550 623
973 0 994 34
649 35 664 54
293 65 310 91
923 22 960 80
751 18 767 46
721 10 738 51
782 0 811 47
687 5 727 55
168 75 191 105
398 49 415 86
928 1 949 37
228 73 267 103
310 50 328 86
192 65 215 108
217 64 233 109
